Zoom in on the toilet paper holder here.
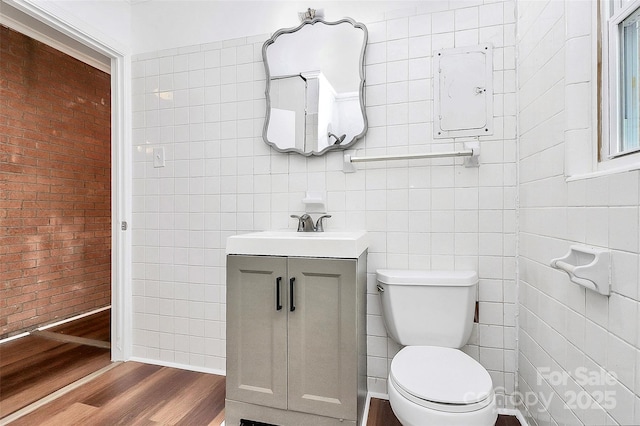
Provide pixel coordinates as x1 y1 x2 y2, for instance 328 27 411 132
550 245 610 296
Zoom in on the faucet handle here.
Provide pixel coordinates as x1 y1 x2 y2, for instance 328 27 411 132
315 215 332 232
290 215 304 232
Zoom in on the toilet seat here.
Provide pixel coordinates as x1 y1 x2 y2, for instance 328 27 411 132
390 346 493 413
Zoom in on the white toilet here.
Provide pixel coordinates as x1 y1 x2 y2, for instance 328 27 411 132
376 269 497 426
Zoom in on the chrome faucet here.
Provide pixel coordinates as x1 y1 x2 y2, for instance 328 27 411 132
291 214 315 232
290 214 331 232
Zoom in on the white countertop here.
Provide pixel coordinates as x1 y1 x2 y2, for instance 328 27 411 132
226 230 368 259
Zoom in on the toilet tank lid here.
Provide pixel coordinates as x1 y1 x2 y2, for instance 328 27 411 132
376 269 478 286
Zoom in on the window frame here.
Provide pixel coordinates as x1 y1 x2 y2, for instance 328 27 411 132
600 0 640 170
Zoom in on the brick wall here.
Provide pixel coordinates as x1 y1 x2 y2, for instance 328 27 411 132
0 26 111 338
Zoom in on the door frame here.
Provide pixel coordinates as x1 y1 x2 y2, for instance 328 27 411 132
1 0 132 360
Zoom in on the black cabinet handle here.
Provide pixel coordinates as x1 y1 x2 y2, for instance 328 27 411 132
289 277 296 312
276 277 282 311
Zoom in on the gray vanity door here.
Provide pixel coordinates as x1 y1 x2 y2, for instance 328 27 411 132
287 257 358 420
226 255 288 409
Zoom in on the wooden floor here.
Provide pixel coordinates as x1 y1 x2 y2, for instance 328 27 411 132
366 398 402 426
0 309 112 419
8 361 226 426
366 398 520 426
1 309 520 426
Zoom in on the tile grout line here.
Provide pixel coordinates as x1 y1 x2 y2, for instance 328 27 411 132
0 362 121 426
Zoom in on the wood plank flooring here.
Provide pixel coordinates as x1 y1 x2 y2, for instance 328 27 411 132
1 309 520 425
45 309 111 342
366 398 521 426
8 361 226 426
366 398 402 426
0 309 112 419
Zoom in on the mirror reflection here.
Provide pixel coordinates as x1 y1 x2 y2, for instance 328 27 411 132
263 18 368 156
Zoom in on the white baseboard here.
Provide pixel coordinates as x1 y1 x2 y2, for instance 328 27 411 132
0 331 29 344
363 392 390 426
497 407 528 425
128 356 226 377
0 306 111 345
368 391 389 400
361 393 370 426
38 305 111 331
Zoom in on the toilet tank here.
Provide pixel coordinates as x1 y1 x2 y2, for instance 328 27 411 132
376 270 477 348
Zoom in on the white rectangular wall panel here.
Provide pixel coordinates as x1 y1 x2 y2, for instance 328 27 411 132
434 44 493 138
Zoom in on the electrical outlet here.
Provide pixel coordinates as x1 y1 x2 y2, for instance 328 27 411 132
153 147 165 168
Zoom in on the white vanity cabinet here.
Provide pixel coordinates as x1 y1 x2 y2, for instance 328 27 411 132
225 243 367 426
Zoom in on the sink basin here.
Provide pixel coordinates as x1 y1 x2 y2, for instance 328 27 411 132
226 230 368 258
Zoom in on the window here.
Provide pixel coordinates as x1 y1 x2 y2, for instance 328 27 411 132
603 0 640 163
619 8 640 155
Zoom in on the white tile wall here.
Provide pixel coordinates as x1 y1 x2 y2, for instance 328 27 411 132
518 0 640 425
132 0 517 404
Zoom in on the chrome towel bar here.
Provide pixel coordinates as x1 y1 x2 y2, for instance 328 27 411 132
343 141 480 172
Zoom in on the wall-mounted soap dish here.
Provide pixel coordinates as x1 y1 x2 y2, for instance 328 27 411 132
302 191 327 213
550 245 610 296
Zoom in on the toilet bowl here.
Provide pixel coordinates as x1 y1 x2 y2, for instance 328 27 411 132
376 269 498 426
388 346 497 426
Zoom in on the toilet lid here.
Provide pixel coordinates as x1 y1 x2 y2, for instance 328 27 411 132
390 346 492 405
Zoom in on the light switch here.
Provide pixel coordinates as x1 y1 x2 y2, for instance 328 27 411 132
153 147 165 168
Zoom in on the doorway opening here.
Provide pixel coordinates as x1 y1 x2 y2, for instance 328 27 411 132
1 24 112 339
0 0 130 361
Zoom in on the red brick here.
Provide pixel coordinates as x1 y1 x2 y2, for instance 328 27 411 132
6 292 36 306
8 308 36 324
0 26 111 336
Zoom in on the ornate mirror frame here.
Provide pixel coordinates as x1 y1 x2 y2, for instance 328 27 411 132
262 17 368 156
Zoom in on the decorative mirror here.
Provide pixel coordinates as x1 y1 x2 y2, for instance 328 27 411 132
262 17 368 156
